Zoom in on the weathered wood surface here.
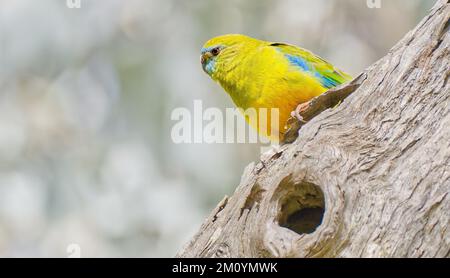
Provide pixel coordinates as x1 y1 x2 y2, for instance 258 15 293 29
177 0 450 258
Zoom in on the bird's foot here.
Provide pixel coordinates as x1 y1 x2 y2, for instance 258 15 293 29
290 101 311 124
282 101 311 144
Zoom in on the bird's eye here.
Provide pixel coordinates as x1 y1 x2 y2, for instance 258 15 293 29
211 47 221 56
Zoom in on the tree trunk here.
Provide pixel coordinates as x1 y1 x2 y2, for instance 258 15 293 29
177 0 450 258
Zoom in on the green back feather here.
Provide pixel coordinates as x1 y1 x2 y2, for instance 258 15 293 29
270 43 352 89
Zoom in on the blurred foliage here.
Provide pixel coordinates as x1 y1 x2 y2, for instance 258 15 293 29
0 0 434 257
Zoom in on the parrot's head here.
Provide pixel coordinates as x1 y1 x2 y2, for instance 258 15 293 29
201 34 260 80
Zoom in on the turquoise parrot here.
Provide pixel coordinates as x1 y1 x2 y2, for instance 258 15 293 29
201 34 352 142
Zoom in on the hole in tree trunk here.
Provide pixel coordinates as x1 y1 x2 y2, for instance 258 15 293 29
278 182 325 235
283 207 325 234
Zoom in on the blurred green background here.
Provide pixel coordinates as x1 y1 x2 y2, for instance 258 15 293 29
0 0 434 257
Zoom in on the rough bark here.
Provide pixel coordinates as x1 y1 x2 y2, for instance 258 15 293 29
177 0 450 258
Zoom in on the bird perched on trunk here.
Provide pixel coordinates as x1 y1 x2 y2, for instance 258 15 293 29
201 34 352 143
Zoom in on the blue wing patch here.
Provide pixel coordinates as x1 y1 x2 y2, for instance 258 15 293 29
284 53 340 89
285 54 309 71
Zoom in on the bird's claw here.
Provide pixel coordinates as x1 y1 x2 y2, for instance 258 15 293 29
291 101 310 124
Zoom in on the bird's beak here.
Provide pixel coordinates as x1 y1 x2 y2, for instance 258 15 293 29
201 52 212 67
